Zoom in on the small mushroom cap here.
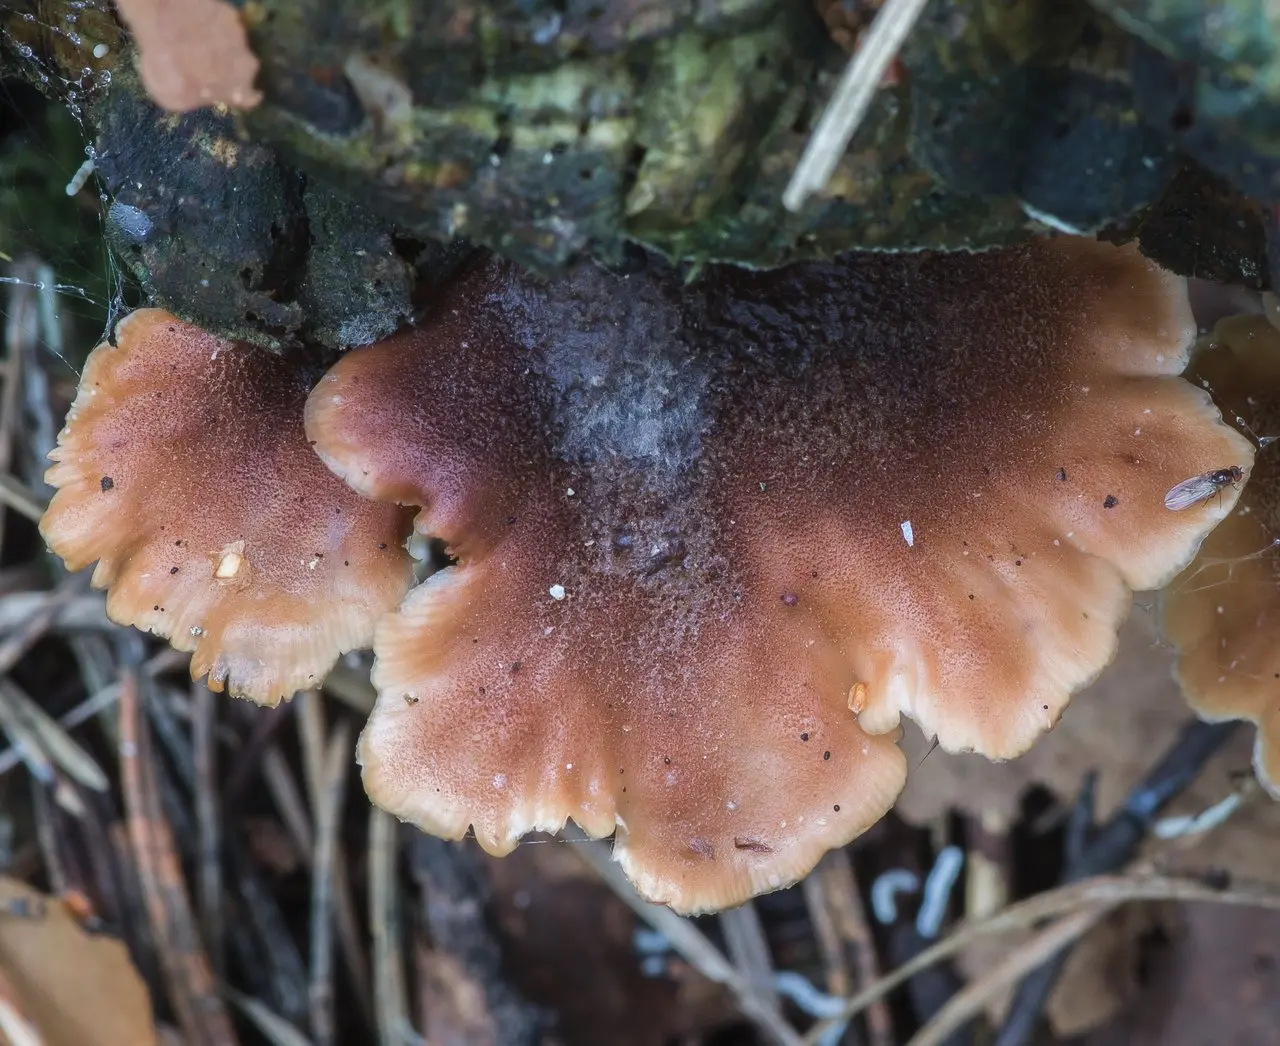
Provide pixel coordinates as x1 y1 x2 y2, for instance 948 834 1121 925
113 0 262 112
1161 314 1280 796
40 309 414 704
306 237 1245 912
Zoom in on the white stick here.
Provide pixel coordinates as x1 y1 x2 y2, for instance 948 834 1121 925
783 0 931 212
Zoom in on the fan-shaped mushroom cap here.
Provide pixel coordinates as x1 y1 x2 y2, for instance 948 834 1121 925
1161 314 1280 795
40 309 414 705
306 237 1246 912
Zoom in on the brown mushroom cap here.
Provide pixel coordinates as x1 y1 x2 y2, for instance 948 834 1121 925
305 237 1246 912
1161 314 1280 795
40 309 414 705
113 0 262 112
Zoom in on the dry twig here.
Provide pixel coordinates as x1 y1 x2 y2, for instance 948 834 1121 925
0 474 44 523
29 783 69 896
0 257 44 555
322 662 376 716
225 988 317 1046
0 648 188 777
0 678 108 792
261 745 315 858
803 863 852 999
221 702 294 807
369 808 412 1046
720 902 781 1011
905 908 1107 1046
0 591 110 636
803 871 1280 1045
993 718 1236 1046
225 840 310 1022
783 0 929 211
192 681 224 975
308 720 352 1046
570 834 804 1046
0 578 85 678
296 693 373 1024
119 668 239 1046
804 848 894 1046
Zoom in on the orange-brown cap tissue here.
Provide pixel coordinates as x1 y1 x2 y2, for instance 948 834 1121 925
1161 312 1280 795
41 309 414 704
306 237 1248 912
113 0 262 112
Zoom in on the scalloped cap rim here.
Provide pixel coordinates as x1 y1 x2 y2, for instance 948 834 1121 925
39 308 415 705
305 236 1250 911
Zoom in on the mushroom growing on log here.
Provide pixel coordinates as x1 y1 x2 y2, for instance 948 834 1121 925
300 235 1245 911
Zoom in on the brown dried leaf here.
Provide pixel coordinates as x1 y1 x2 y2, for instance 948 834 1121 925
956 902 1177 1036
0 876 157 1046
1084 903 1280 1046
1047 904 1177 1036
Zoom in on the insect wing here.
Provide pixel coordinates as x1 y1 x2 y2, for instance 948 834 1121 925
1164 473 1219 511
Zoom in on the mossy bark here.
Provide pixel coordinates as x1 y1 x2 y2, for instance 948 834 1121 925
1 0 1277 346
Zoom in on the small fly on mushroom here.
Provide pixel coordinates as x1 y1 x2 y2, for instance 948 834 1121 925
1163 466 1245 511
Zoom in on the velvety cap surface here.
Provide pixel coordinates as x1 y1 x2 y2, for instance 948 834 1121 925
307 237 1245 910
41 309 414 704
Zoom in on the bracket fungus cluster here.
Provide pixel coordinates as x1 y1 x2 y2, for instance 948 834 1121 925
41 236 1251 911
1162 312 1280 796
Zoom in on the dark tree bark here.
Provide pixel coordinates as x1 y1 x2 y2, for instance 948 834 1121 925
1 0 1276 346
